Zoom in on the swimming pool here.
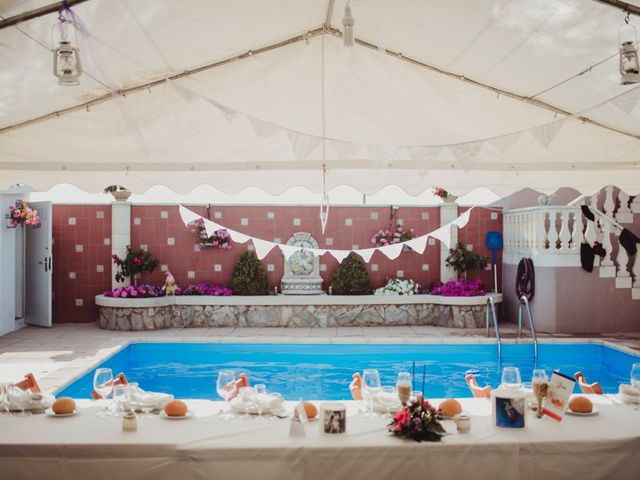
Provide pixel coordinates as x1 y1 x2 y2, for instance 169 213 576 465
58 342 639 400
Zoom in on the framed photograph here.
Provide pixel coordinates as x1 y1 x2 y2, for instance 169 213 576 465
494 395 526 429
320 402 346 434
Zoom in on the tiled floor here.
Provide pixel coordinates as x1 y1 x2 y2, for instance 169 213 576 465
1 323 639 394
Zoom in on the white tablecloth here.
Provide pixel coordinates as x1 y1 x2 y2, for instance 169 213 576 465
0 396 639 480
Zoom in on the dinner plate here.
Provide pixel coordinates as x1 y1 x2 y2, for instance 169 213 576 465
159 411 193 420
46 409 79 417
566 408 598 416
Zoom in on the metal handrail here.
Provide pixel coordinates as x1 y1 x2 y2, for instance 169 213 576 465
485 295 501 360
517 296 538 360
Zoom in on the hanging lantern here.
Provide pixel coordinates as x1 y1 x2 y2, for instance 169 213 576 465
53 40 82 86
619 17 640 85
342 2 354 48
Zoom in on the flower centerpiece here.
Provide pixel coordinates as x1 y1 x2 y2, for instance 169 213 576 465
7 200 41 228
194 225 232 250
112 246 159 284
430 279 486 297
104 284 164 298
370 225 415 247
374 278 420 296
180 282 233 296
432 187 456 202
388 397 446 442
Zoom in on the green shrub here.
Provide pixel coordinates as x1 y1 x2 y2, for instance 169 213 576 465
331 252 372 295
445 242 489 279
231 250 269 295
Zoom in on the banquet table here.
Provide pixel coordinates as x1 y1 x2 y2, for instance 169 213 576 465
0 396 639 480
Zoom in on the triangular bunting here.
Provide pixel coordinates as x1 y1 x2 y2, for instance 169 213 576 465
248 117 281 137
329 250 351 263
227 228 251 244
367 145 403 161
488 132 521 155
279 244 301 261
407 146 442 162
206 99 238 122
430 225 452 249
450 141 483 171
610 87 640 114
171 82 199 103
309 248 327 257
378 243 403 260
203 219 223 238
328 140 360 159
252 238 277 260
404 235 428 254
178 205 202 226
530 119 565 149
287 131 321 161
355 248 376 263
452 209 472 229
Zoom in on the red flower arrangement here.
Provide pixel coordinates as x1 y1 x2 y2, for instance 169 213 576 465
370 225 415 247
8 200 41 227
194 224 232 250
388 397 446 442
112 246 159 284
432 187 450 199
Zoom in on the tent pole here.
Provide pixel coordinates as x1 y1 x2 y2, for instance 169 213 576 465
592 0 640 17
0 0 90 30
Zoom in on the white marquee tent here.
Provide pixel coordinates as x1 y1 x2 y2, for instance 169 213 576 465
1 0 640 196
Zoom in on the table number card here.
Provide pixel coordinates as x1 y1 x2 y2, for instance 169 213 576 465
289 398 308 437
542 372 575 422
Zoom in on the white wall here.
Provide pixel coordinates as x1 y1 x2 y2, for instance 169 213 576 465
0 194 18 336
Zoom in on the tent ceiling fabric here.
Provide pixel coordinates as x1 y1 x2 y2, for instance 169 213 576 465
1 0 640 196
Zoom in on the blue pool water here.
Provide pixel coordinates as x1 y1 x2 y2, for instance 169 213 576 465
58 342 639 400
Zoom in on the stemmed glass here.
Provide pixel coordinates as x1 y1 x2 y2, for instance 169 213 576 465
501 367 522 389
255 384 266 417
216 370 236 419
380 386 396 417
630 363 640 390
531 369 549 418
93 368 114 415
362 369 381 418
113 384 128 414
396 372 412 405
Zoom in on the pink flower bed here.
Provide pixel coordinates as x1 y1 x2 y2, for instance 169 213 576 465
429 279 486 297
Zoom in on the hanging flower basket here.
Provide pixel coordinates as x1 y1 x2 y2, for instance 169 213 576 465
7 200 41 228
194 224 232 250
370 225 415 247
432 187 457 203
103 185 131 201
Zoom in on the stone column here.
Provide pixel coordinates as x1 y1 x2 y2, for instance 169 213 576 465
439 202 458 283
111 200 131 289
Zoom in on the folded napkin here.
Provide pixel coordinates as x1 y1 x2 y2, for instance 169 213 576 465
372 391 402 414
230 393 285 415
619 384 640 404
127 387 174 411
2 389 54 412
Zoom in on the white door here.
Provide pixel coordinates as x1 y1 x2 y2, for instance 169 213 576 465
25 201 52 328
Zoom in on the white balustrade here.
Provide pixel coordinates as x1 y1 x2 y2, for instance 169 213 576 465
600 222 614 267
558 210 571 252
604 185 615 217
618 191 631 215
633 246 640 287
616 230 630 278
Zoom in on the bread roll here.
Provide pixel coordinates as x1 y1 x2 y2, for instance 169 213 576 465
569 396 593 413
52 397 76 415
303 402 318 419
438 398 462 417
164 400 188 417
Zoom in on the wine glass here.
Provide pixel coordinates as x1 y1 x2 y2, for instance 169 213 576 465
254 384 266 416
531 369 548 418
501 367 522 389
362 369 381 418
216 370 236 419
396 372 412 405
631 363 640 390
380 386 396 417
93 368 114 400
113 384 127 414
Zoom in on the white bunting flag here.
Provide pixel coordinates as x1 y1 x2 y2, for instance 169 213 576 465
309 248 328 257
248 117 281 137
404 234 428 254
530 119 565 149
252 238 277 259
407 146 442 163
227 228 251 244
450 141 483 171
287 131 321 161
171 82 199 103
356 248 377 263
279 244 300 261
207 99 238 123
452 209 472 229
378 243 403 260
328 140 360 159
203 219 223 238
609 87 640 114
329 250 351 263
488 132 522 155
430 225 452 249
178 205 202 226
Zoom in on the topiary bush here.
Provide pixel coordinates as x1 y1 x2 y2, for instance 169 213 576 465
445 242 489 279
231 250 269 295
331 252 372 295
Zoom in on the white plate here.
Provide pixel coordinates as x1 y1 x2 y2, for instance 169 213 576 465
566 408 599 416
159 411 193 420
46 409 79 417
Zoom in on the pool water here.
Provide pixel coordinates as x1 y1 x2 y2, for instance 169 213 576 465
58 342 639 400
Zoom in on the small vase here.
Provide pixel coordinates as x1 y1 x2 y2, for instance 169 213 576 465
443 195 458 203
111 191 132 202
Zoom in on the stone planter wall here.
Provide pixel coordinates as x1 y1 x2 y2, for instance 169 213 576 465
97 302 492 331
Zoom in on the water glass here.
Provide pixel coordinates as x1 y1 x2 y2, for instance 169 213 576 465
362 369 381 418
113 384 128 413
93 368 114 400
396 372 412 405
501 366 522 389
216 370 236 419
631 363 640 390
254 384 266 416
380 386 396 417
238 386 255 418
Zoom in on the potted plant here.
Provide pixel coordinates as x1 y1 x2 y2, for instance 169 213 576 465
444 242 489 279
7 200 41 228
231 250 269 295
194 224 232 250
103 185 131 202
330 252 372 295
370 225 415 247
112 246 159 285
432 187 456 203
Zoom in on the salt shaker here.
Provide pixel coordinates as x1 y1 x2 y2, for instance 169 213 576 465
456 412 471 433
122 409 137 432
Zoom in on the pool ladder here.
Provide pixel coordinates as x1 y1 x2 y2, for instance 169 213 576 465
517 296 538 360
485 296 501 360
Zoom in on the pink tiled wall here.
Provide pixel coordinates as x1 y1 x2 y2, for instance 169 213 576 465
52 204 502 324
52 205 112 323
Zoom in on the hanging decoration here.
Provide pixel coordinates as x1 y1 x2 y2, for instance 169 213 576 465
619 14 640 85
342 1 355 48
53 11 82 86
319 164 330 235
7 200 41 228
178 204 473 264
